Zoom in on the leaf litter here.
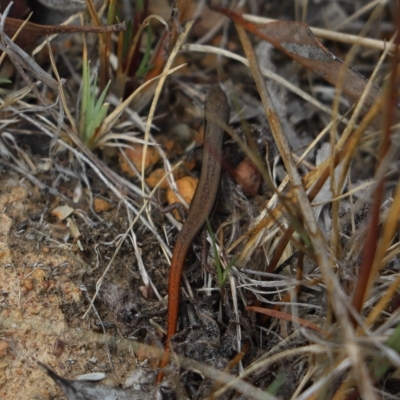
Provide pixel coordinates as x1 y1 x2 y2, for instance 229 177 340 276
0 1 400 399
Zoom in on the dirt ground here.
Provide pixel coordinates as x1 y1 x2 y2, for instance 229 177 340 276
0 173 165 399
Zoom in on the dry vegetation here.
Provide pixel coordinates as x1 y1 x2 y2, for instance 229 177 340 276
0 0 400 399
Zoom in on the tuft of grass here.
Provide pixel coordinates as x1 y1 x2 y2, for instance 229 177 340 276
206 218 235 290
79 47 110 149
86 0 153 99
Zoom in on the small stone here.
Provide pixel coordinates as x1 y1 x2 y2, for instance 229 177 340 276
93 198 113 213
166 176 197 220
119 145 161 178
146 164 188 189
51 205 74 221
139 285 150 299
22 278 34 293
232 157 261 197
32 269 46 284
146 168 170 189
53 338 66 357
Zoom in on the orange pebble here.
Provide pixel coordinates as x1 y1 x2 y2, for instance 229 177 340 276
93 198 113 213
166 176 198 220
21 278 34 293
119 145 161 178
232 157 261 197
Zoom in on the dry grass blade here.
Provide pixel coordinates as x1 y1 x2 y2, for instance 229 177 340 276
235 17 379 400
243 13 394 52
182 43 347 122
364 184 400 327
210 342 327 399
228 31 391 262
350 13 400 324
98 63 186 138
0 6 60 92
247 306 326 334
0 84 32 109
115 14 167 98
211 5 395 122
235 25 317 236
140 18 195 197
3 15 125 49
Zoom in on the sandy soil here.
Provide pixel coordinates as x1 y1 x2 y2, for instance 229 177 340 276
0 175 158 399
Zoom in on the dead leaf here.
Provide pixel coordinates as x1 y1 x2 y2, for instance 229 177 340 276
210 5 387 118
51 205 74 220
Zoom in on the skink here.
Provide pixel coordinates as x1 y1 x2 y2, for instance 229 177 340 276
157 84 229 382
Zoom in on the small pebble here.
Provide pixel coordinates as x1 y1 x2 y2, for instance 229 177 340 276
93 198 113 213
232 157 261 197
166 176 197 220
